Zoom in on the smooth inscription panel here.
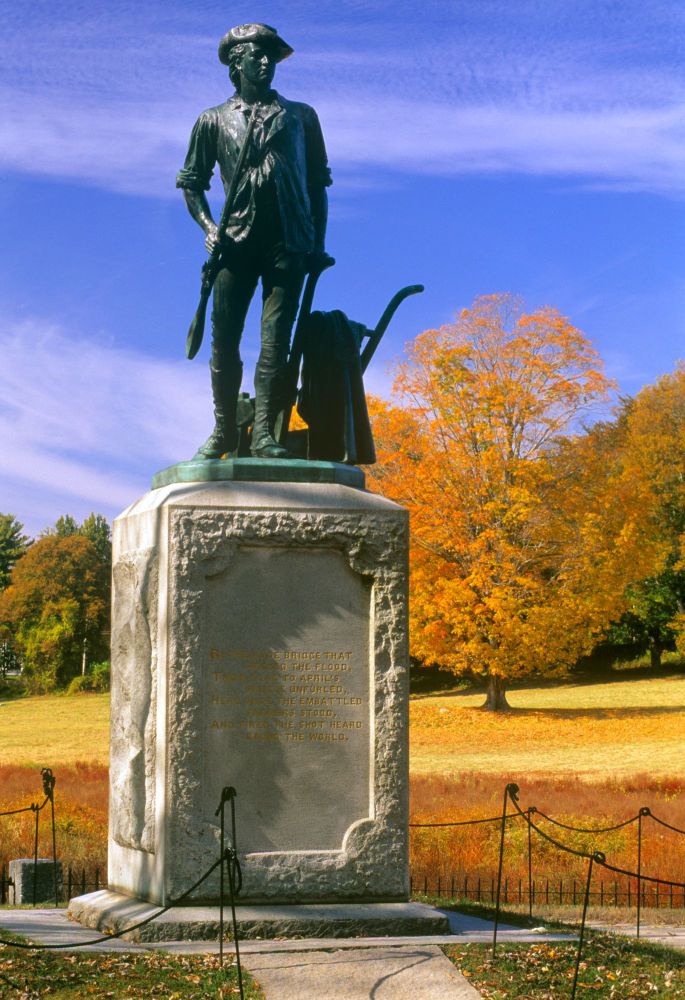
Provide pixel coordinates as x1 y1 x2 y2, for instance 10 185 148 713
203 546 371 852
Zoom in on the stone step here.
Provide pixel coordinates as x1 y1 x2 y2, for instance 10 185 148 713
67 892 450 943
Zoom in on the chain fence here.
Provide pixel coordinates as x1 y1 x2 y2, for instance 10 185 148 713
497 784 683 999
410 795 685 925
0 774 246 998
3 771 685 999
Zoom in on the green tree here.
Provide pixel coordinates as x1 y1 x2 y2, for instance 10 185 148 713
0 514 30 590
79 513 112 565
50 514 79 537
0 535 110 691
603 569 685 668
42 513 112 565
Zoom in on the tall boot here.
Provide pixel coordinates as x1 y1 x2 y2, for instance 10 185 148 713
193 363 242 460
251 379 290 459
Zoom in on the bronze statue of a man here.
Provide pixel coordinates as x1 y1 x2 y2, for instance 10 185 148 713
177 23 332 459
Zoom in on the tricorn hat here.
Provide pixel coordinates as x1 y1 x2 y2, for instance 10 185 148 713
218 23 294 66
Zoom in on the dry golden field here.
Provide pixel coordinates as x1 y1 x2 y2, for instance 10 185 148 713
410 675 685 779
0 693 109 767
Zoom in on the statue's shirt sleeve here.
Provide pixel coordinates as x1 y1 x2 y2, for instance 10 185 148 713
176 110 218 192
302 105 333 192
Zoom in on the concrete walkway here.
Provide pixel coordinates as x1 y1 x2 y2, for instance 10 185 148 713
239 946 480 999
589 920 685 951
0 907 587 999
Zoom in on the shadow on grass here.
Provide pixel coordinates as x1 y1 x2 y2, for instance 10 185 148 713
485 705 685 720
0 678 27 702
412 662 685 701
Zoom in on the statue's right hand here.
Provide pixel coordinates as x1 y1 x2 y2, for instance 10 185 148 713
204 225 220 254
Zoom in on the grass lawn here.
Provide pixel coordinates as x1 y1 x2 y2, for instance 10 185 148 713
0 694 109 767
410 674 685 778
443 933 685 998
0 942 264 999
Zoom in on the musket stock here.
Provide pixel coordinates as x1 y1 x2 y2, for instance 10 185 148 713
186 261 217 360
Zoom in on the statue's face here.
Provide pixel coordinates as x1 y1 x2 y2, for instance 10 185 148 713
239 42 277 88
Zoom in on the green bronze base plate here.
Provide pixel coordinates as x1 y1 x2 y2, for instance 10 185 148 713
151 457 365 490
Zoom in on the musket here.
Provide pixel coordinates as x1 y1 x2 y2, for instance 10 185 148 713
360 284 424 374
186 104 259 360
276 253 335 444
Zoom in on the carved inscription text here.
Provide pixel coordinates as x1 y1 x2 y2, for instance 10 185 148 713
202 546 371 851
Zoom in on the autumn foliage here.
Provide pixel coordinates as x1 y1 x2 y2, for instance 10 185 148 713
368 294 665 707
0 534 110 691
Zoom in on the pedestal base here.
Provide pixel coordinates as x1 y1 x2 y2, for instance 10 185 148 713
109 479 409 905
68 892 450 942
152 457 365 490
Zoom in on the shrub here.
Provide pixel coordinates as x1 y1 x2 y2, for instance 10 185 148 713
90 661 110 692
66 662 109 694
66 675 92 695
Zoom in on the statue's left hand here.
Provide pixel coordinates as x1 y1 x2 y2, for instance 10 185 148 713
204 224 220 255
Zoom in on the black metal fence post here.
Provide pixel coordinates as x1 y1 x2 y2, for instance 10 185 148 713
636 807 649 939
571 853 600 1000
215 787 229 965
492 783 517 959
227 790 243 1000
41 769 58 907
527 807 533 918
32 802 40 906
214 786 243 1000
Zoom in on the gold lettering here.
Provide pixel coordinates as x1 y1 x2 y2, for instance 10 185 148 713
208 647 365 747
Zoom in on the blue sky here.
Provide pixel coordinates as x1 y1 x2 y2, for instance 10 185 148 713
1 0 684 535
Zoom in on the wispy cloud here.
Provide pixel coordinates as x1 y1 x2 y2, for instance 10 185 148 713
0 318 212 533
0 312 396 535
1 1 684 197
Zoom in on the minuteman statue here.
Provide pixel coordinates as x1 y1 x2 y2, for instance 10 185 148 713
177 23 332 459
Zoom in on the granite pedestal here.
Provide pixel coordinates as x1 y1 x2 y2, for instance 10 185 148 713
70 460 417 939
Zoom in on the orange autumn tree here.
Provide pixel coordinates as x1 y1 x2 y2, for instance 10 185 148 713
368 293 657 709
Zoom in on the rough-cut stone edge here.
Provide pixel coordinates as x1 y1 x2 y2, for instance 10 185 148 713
166 502 410 904
68 892 449 943
152 458 365 490
110 550 158 854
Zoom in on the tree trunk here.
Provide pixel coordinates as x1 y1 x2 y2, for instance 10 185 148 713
482 674 510 711
649 642 662 670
